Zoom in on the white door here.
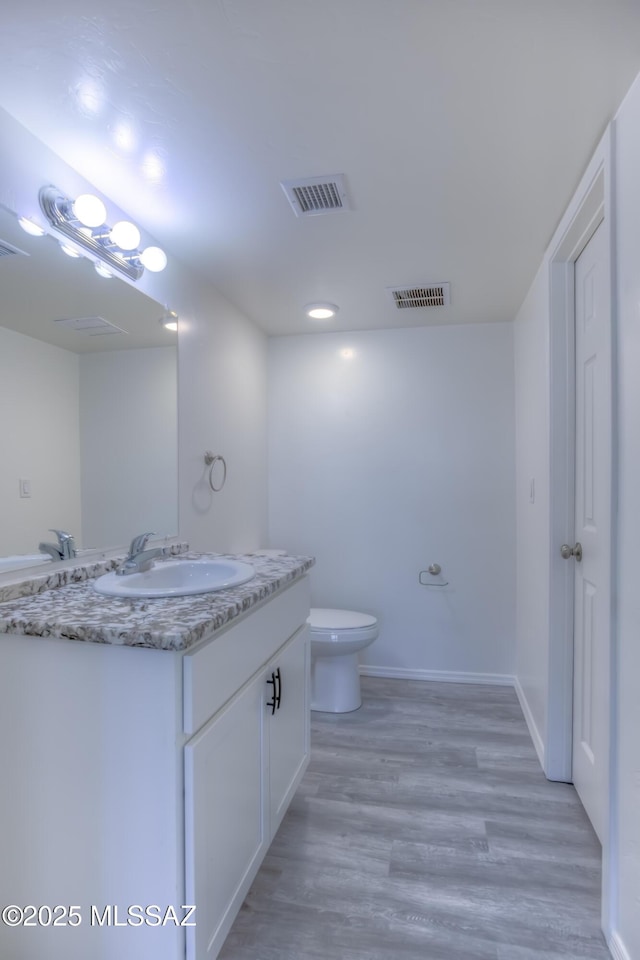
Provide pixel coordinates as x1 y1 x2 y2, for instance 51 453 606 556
571 220 611 843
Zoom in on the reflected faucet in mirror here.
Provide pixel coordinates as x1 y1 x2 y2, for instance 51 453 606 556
38 529 76 561
0 201 178 576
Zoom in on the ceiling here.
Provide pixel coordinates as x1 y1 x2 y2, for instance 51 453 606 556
0 0 639 336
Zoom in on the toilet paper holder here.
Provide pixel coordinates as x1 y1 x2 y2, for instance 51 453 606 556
419 563 448 586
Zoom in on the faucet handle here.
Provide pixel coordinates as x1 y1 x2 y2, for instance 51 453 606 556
129 532 156 555
49 528 73 544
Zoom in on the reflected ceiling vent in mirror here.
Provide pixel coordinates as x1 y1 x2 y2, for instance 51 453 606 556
386 283 451 309
53 316 127 337
0 237 29 260
280 174 351 217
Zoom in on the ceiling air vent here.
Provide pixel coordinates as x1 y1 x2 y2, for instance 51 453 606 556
52 316 127 337
280 174 351 217
386 283 451 309
0 238 29 260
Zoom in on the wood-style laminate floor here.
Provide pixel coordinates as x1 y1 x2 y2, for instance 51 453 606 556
219 677 608 960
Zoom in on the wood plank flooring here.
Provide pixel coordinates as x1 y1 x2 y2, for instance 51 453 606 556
219 677 608 960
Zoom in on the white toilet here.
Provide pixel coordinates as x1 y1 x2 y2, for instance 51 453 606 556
308 608 379 713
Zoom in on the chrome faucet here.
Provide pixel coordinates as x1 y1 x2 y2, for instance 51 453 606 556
38 529 76 561
116 532 169 576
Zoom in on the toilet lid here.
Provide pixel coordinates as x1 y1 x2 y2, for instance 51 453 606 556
308 608 377 630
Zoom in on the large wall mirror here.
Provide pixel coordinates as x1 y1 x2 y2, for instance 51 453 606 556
0 204 178 574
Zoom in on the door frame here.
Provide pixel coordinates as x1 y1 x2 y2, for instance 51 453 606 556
546 127 617 937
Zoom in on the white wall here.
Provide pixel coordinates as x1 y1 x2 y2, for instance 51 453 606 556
513 263 551 756
513 71 640 957
0 326 81 555
268 324 516 681
0 107 269 561
79 347 178 549
178 294 268 554
612 72 640 960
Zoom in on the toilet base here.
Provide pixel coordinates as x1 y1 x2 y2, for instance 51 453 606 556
311 652 362 713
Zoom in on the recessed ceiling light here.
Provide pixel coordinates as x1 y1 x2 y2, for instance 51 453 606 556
305 302 339 320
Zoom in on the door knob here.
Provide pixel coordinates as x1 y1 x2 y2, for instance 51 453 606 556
560 542 583 562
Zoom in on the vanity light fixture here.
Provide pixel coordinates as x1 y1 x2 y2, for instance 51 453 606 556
140 246 168 272
72 193 107 228
109 220 141 250
305 302 339 320
39 185 167 281
18 217 46 237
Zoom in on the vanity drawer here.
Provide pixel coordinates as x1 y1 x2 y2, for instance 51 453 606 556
183 575 310 736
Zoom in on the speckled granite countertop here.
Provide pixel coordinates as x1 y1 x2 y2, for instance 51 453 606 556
0 553 314 651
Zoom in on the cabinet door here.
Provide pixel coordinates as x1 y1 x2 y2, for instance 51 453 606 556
267 625 310 836
184 671 267 960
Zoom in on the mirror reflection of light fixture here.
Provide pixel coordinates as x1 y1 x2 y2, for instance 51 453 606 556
159 310 178 332
94 262 114 279
305 302 339 320
59 242 81 258
18 217 46 237
39 185 166 281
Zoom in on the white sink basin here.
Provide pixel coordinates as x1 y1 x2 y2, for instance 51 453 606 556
93 558 255 598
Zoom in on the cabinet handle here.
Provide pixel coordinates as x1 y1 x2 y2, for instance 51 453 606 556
266 671 277 715
274 667 282 711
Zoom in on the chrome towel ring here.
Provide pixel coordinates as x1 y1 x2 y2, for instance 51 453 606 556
204 452 227 492
418 563 449 587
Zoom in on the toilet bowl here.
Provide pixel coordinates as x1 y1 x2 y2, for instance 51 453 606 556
308 608 379 713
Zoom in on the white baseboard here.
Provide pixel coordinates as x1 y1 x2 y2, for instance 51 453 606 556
608 931 632 960
513 676 545 769
359 664 515 686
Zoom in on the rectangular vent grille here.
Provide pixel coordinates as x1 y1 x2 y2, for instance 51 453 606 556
387 283 451 309
0 238 28 259
280 174 351 217
53 316 127 337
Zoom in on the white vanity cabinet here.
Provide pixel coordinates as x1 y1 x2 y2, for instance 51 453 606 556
0 573 310 960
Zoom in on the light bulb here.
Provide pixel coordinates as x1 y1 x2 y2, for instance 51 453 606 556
18 217 45 237
110 220 140 250
60 242 81 258
305 302 339 320
72 194 107 228
94 262 113 279
140 246 167 272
